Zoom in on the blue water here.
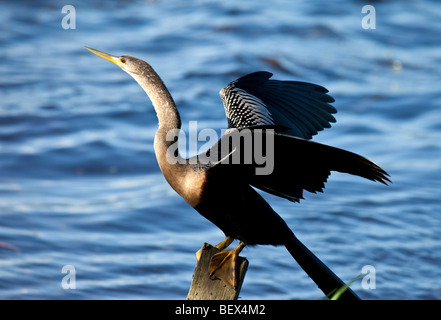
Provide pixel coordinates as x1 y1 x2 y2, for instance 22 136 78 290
1 0 441 300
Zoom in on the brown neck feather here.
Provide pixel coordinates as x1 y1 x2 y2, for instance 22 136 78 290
128 60 189 192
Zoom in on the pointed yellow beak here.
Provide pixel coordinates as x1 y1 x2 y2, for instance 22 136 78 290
85 47 123 66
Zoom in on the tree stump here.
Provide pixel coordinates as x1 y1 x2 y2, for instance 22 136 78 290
187 243 248 300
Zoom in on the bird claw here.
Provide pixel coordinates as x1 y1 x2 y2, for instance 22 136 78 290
209 250 238 289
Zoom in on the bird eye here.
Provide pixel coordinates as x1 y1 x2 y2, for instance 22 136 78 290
120 58 126 64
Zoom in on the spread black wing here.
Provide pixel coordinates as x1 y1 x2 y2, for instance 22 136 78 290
249 131 390 202
205 73 390 202
205 129 390 202
220 71 337 139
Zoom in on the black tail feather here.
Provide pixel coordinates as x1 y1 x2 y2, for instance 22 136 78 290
284 234 360 300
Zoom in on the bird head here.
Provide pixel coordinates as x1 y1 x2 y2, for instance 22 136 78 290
85 47 146 76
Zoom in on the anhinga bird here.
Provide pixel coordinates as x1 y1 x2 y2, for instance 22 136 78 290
86 47 390 300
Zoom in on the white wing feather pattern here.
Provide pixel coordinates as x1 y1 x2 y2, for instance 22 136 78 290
219 71 337 140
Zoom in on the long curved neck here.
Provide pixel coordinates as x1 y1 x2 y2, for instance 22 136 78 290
131 64 181 133
129 63 187 185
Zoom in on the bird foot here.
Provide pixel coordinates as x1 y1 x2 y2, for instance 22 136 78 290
209 250 239 289
195 236 234 263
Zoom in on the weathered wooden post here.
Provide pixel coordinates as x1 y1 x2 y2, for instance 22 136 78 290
187 243 248 300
